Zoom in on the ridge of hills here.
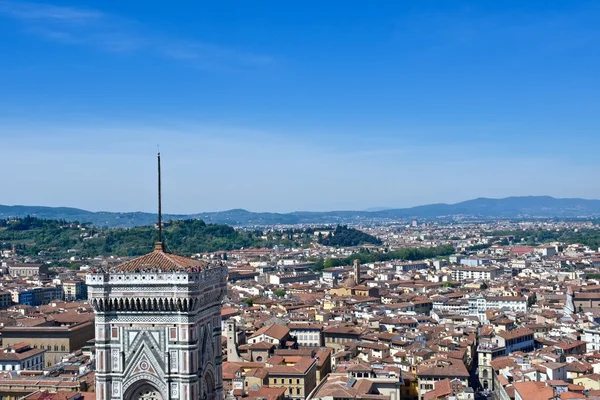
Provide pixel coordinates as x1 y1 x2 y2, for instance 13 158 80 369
1 196 600 227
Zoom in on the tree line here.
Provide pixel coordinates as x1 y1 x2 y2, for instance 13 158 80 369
310 244 455 271
0 217 383 259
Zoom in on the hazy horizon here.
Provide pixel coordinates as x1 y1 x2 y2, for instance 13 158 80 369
3 194 600 215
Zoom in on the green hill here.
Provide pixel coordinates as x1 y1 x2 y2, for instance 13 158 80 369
0 217 382 258
316 225 382 246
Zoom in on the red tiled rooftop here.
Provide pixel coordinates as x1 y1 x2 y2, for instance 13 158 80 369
111 246 210 272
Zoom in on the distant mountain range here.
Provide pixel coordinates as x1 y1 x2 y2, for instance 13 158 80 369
1 196 600 227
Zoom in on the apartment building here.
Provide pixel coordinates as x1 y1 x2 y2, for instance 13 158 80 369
1 321 94 367
495 328 535 354
268 358 318 400
0 343 45 371
468 295 527 321
289 324 324 347
451 266 502 282
0 291 13 309
61 280 87 301
8 263 48 278
583 328 600 352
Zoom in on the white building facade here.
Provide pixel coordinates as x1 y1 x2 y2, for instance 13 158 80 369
87 243 227 400
451 266 502 282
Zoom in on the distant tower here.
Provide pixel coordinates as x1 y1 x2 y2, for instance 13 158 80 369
226 320 243 362
87 153 228 400
353 259 361 286
564 286 575 315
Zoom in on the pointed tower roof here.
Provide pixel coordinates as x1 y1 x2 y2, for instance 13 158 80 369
341 276 357 288
112 246 209 273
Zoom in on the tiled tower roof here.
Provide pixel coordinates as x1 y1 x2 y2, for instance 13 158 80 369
112 242 209 273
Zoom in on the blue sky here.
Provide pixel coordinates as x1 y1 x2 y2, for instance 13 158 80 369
1 1 600 213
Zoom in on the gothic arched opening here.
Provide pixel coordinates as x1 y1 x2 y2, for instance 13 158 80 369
125 382 165 400
201 370 215 400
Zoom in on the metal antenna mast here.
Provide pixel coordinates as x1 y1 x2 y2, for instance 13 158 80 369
157 150 163 247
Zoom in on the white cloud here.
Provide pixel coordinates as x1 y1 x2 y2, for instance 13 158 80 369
0 1 103 21
0 0 274 69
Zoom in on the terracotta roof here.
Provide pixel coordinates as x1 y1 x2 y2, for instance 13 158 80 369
576 373 600 382
574 293 600 299
245 367 268 379
249 324 290 341
288 323 323 330
0 347 45 361
568 384 585 392
487 296 526 301
311 375 375 398
417 360 469 378
497 327 534 340
423 379 453 400
346 362 373 372
21 391 96 400
111 246 209 272
221 308 240 317
267 357 316 375
248 341 275 350
553 340 586 350
560 392 586 400
245 386 287 400
324 326 364 336
513 381 554 400
341 276 357 288
480 325 495 336
221 362 242 380
567 361 593 373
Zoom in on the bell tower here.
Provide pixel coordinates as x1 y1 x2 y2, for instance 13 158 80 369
87 153 227 399
353 259 361 286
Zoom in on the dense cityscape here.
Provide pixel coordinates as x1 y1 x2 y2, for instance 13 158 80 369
2 214 600 400
3 1 600 399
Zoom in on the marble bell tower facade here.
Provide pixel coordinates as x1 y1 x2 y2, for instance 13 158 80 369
87 244 227 400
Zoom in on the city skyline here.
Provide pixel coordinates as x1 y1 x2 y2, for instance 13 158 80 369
2 1 600 213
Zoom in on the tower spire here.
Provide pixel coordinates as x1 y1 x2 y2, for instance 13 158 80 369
156 151 164 252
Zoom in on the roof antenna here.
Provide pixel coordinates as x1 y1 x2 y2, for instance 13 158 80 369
156 148 164 252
